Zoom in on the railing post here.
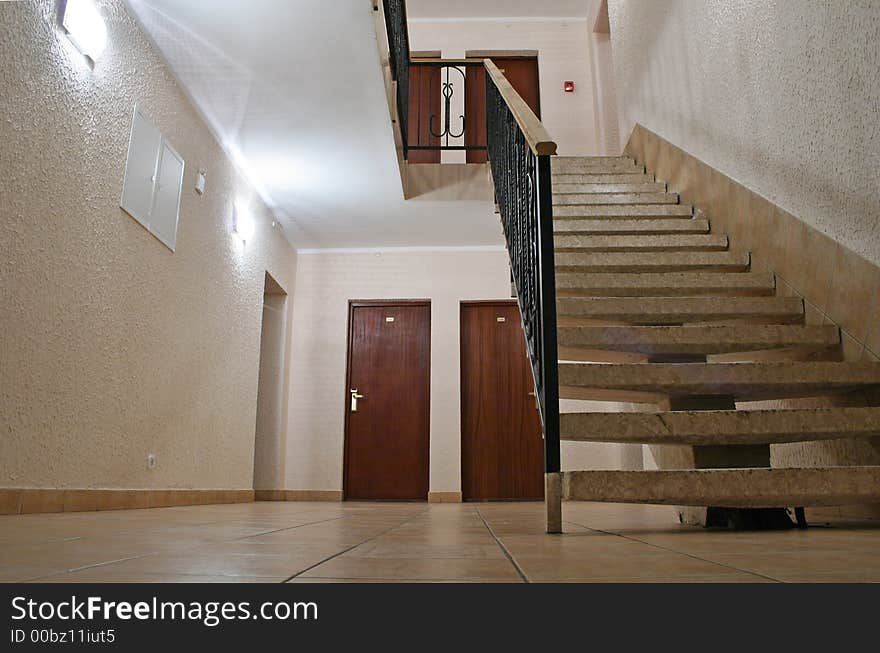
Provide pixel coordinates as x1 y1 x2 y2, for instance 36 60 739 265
536 154 562 533
536 154 560 475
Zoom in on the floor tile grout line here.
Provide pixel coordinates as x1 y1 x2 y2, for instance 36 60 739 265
473 505 530 583
233 515 348 542
281 507 433 583
563 518 783 583
291 577 517 583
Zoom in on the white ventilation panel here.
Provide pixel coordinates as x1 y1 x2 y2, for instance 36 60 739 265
120 106 185 251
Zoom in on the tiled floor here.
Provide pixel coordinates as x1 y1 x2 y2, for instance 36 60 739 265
2 501 879 583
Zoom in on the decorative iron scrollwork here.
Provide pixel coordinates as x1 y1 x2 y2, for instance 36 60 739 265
428 65 466 140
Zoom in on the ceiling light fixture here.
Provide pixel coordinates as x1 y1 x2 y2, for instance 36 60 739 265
61 0 108 61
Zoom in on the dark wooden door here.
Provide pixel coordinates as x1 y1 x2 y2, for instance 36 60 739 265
465 56 541 163
407 63 442 163
460 302 544 501
344 302 431 500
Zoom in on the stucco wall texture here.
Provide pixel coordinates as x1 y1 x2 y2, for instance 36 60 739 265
608 0 880 265
0 1 297 489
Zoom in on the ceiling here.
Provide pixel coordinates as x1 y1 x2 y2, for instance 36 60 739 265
407 0 590 20
125 0 505 249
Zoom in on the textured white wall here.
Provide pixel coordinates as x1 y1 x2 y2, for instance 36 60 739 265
0 0 297 489
608 0 880 264
408 19 599 155
586 0 620 155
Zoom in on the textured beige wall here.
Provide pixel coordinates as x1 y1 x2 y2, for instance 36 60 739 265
586 1 619 155
408 19 599 155
285 249 628 495
608 0 880 265
0 0 297 489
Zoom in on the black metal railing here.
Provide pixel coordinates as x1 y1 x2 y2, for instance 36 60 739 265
407 61 487 156
485 70 561 476
382 0 411 157
382 2 487 160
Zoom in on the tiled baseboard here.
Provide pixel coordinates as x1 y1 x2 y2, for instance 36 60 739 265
427 491 462 503
254 490 344 502
0 489 255 515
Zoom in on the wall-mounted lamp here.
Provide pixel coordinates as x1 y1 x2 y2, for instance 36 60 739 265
233 201 255 243
61 0 108 61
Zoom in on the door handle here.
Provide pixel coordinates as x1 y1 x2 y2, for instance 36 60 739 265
350 388 364 412
528 390 538 410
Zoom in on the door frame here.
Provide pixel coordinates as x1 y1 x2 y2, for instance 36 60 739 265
342 299 432 500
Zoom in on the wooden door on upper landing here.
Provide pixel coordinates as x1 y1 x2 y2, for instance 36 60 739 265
407 60 442 163
464 55 541 164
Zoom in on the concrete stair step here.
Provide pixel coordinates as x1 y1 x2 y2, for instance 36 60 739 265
554 218 710 236
558 361 880 402
556 271 775 297
554 192 679 206
559 407 880 445
557 324 839 356
552 182 667 194
552 156 635 165
555 234 728 252
553 173 656 184
556 296 805 325
552 158 644 174
562 467 880 507
554 204 693 218
556 251 749 273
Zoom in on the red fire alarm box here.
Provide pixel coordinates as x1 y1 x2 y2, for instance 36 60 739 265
564 80 575 93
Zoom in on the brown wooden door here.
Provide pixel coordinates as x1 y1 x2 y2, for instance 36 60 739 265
460 302 544 501
344 302 431 500
407 63 442 163
465 56 541 164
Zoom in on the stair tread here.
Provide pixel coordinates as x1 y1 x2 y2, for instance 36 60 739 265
555 204 693 218
552 182 667 194
554 156 635 164
555 234 727 252
558 361 880 401
554 192 678 206
552 160 644 174
554 218 709 235
556 271 775 297
562 467 880 507
556 251 749 273
556 296 804 324
553 173 656 184
557 324 839 355
560 406 880 445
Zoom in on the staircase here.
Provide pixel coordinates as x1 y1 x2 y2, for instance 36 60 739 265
550 155 880 529
380 0 880 534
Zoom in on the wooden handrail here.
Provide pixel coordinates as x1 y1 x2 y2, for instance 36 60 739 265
483 59 557 156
